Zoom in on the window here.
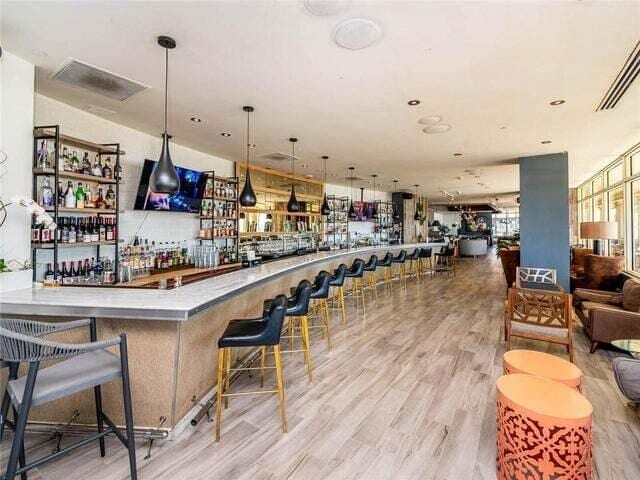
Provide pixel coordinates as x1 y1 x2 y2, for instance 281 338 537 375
608 187 624 256
593 194 604 221
592 176 603 193
632 153 640 175
581 200 592 224
583 183 592 198
607 163 624 186
633 181 640 271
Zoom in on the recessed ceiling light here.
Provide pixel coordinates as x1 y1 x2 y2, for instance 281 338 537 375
408 99 421 106
249 143 256 148
499 126 507 130
550 100 565 106
301 164 310 168
541 140 552 144
333 18 382 50
423 124 451 134
220 132 231 137
418 115 441 124
453 153 462 156
190 117 202 123
304 0 350 17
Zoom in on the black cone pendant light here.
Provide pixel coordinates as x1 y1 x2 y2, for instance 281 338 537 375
348 166 356 220
287 138 300 213
414 184 421 220
371 174 378 219
321 156 331 216
239 106 257 206
150 36 181 194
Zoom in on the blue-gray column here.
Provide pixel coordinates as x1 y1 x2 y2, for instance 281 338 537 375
519 152 570 290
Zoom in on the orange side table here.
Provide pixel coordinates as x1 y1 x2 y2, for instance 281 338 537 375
496 374 593 480
503 349 583 391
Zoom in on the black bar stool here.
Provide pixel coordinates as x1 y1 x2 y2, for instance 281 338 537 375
0 318 137 480
279 280 314 381
363 255 379 300
434 245 456 277
215 295 288 441
419 247 434 279
408 248 421 280
329 264 348 324
344 258 366 315
378 252 394 294
308 271 333 350
392 249 408 289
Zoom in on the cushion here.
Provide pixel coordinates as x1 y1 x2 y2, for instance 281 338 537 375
623 280 640 312
510 322 568 339
612 357 640 403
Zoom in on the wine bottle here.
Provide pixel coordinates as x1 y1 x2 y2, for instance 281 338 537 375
64 181 76 208
68 217 77 243
92 154 103 177
57 181 65 207
102 157 112 179
44 263 55 281
82 152 91 175
75 182 85 209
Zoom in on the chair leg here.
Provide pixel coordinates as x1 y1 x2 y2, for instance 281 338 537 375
0 361 18 441
568 342 574 363
322 299 332 351
6 362 39 480
300 315 313 382
339 286 346 324
215 347 225 442
273 345 287 433
119 336 138 480
94 385 106 457
589 341 599 354
224 348 231 409
260 346 266 388
360 280 366 316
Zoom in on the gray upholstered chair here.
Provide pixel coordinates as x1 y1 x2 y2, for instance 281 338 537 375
613 357 640 406
0 318 137 480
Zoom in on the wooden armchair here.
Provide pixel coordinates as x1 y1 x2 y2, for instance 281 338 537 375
506 287 574 362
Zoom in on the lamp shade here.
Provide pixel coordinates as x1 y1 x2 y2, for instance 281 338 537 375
580 221 618 240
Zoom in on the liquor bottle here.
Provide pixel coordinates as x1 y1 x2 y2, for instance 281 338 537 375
98 218 106 241
77 218 85 243
92 154 103 177
37 140 49 169
82 152 91 175
68 217 77 243
44 263 55 281
106 218 114 241
64 181 76 208
69 261 77 281
41 224 51 243
71 150 80 173
84 186 94 208
40 177 54 209
105 185 116 209
60 218 68 243
84 259 91 280
91 218 99 242
95 188 106 209
62 146 71 171
75 183 85 209
114 162 122 182
61 261 71 284
31 222 41 242
102 157 112 179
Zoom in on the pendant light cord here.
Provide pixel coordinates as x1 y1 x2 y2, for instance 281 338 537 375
246 110 250 167
164 47 168 133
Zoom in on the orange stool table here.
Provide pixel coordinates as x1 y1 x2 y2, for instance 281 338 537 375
496 374 592 480
503 349 583 391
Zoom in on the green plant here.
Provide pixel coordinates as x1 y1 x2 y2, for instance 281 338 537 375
416 202 426 225
0 258 7 273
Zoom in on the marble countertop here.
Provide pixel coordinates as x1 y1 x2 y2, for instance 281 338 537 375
0 243 443 321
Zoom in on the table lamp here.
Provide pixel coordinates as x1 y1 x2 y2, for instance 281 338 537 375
579 221 618 256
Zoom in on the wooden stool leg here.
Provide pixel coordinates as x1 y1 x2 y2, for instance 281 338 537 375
323 299 332 350
260 346 266 388
273 345 287 433
359 279 366 315
215 347 225 441
339 286 346 324
224 347 232 408
301 315 313 382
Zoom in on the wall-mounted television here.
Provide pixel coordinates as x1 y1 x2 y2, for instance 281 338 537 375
134 159 207 213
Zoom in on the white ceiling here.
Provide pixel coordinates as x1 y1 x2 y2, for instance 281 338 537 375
3 1 640 204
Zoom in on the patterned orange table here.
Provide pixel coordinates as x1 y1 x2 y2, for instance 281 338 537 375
504 349 583 391
497 373 593 480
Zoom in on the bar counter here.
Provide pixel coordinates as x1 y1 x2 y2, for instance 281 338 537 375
0 243 442 433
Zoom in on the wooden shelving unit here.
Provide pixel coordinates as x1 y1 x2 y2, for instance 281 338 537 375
33 168 118 184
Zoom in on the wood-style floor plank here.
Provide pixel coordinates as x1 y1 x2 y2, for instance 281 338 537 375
2 253 639 479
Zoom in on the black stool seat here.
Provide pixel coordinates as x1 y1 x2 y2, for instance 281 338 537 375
435 246 455 257
329 264 347 287
344 259 365 278
363 255 378 272
310 271 331 299
379 252 393 267
392 250 407 263
409 249 420 261
286 280 313 316
220 295 287 348
419 247 433 258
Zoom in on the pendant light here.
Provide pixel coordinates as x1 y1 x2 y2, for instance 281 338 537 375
239 106 257 206
266 190 273 220
287 138 300 212
150 36 181 194
414 184 421 220
321 156 331 215
348 166 356 220
392 179 401 221
371 174 378 219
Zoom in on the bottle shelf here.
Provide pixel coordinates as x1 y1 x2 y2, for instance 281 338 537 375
32 241 119 249
199 216 237 220
240 207 320 217
34 128 125 155
211 196 237 202
33 168 118 184
196 236 237 240
46 207 117 215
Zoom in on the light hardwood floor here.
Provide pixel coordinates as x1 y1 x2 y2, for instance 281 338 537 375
2 253 640 479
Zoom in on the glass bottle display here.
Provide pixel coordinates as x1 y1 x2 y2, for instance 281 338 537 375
40 177 54 209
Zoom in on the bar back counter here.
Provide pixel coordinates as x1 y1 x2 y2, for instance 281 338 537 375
0 243 442 434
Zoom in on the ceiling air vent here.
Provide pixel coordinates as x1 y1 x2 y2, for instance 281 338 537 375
51 59 149 101
262 152 298 162
597 41 640 111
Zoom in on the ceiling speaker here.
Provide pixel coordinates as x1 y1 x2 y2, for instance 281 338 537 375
304 0 350 17
333 18 382 50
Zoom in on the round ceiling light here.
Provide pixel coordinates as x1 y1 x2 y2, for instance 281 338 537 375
407 99 421 106
304 0 350 16
418 115 441 124
220 132 231 137
423 124 452 134
333 18 382 50
190 117 201 123
550 100 565 106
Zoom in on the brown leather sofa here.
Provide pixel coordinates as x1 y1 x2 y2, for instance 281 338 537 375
574 277 640 353
571 254 624 291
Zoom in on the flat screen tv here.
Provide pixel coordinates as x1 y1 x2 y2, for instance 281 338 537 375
134 159 207 213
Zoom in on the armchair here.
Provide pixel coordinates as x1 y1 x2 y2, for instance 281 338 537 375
574 278 640 352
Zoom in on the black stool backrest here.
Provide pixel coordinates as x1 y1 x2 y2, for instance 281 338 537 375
364 255 378 269
380 252 393 266
394 249 407 262
444 246 455 256
287 280 313 316
419 247 432 258
346 258 365 277
310 271 331 299
261 295 288 345
330 264 347 286
410 249 420 260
